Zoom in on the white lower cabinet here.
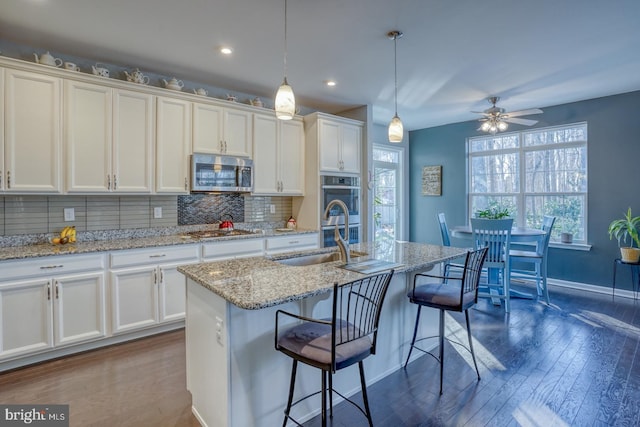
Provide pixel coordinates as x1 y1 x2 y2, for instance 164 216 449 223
109 244 199 334
0 234 319 368
265 233 320 255
201 238 265 261
0 254 106 361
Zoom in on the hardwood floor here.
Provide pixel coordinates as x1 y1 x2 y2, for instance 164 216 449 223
0 330 200 427
0 283 638 426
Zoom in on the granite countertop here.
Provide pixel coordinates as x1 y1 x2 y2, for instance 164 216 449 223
178 241 469 310
0 227 318 262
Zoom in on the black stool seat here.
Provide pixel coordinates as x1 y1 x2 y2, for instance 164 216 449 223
409 282 476 309
277 319 372 370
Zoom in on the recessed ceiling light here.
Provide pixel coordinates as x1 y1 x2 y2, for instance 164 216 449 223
220 47 233 55
326 80 336 87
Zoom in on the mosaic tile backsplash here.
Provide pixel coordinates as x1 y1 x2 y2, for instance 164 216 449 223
0 194 293 236
177 194 293 225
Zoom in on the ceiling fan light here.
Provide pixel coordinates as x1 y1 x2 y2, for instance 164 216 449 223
498 120 508 131
388 114 404 143
480 122 491 131
275 78 295 120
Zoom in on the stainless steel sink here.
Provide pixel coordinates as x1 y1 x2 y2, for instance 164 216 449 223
275 251 367 266
338 259 403 274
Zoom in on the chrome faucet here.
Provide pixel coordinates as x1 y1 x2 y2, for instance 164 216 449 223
323 199 351 264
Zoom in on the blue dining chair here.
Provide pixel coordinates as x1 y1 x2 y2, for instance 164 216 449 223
509 215 556 304
471 218 513 312
437 213 466 275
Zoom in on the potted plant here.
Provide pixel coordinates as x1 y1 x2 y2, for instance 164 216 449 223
475 206 511 219
608 207 640 263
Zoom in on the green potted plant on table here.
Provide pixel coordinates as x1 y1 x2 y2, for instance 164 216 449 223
475 206 511 219
608 207 640 263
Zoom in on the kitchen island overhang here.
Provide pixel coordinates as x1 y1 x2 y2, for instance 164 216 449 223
178 241 468 427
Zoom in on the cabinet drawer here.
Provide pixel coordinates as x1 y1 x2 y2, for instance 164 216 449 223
110 244 199 268
202 238 264 260
0 254 106 282
265 234 319 254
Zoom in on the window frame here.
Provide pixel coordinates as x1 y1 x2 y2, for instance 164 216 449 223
467 122 588 243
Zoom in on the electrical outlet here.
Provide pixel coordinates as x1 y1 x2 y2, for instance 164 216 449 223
64 208 75 221
270 204 276 214
153 207 162 219
215 316 224 346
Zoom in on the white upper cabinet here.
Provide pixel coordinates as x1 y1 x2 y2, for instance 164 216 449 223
338 122 362 174
193 103 252 157
156 96 191 193
279 119 305 194
317 117 362 174
0 68 3 191
3 68 62 193
112 90 154 192
65 81 154 193
65 80 112 192
252 114 304 195
318 120 341 173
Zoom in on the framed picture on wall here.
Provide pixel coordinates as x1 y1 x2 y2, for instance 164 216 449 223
422 165 442 196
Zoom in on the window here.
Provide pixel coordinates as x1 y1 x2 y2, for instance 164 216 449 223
373 146 403 250
468 123 587 243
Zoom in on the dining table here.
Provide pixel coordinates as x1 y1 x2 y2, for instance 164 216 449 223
450 225 547 300
450 225 547 244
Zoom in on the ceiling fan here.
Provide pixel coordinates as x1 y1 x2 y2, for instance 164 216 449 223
473 96 543 134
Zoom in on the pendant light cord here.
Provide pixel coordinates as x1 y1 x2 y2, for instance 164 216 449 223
393 33 398 115
283 0 288 80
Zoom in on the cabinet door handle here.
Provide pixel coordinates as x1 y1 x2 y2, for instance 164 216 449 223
184 177 188 191
149 254 166 258
107 174 111 190
40 265 64 269
47 282 51 300
159 269 164 283
55 281 59 299
113 174 117 190
289 241 299 245
153 270 157 284
6 171 10 189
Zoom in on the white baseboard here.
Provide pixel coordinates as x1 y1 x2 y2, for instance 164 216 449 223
516 277 637 300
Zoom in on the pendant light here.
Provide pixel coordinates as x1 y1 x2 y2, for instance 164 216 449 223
275 0 295 120
388 30 403 143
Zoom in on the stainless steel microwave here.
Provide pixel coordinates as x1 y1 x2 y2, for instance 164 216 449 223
191 154 253 192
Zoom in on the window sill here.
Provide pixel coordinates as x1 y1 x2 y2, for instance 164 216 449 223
514 241 592 251
549 242 591 251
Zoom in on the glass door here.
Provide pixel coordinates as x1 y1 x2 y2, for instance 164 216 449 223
373 146 402 250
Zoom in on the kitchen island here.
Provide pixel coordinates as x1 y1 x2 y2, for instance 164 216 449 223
178 241 468 427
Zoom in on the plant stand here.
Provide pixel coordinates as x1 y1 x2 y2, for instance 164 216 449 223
612 258 640 300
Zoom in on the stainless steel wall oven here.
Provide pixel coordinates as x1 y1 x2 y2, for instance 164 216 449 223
321 175 361 247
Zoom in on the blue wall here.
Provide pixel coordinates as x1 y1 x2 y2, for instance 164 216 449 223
409 90 640 290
